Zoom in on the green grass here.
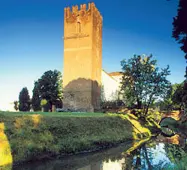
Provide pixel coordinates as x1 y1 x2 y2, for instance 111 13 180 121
0 111 151 165
0 111 106 117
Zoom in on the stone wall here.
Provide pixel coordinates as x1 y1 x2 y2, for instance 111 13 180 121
63 3 102 112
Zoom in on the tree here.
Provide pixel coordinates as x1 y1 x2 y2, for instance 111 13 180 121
159 83 181 111
121 87 136 109
37 70 63 111
172 0 187 77
181 82 187 109
172 81 187 110
13 101 19 111
31 81 41 111
40 99 48 112
171 83 183 109
19 87 31 111
120 54 171 116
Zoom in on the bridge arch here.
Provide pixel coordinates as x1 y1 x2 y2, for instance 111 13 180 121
159 111 181 124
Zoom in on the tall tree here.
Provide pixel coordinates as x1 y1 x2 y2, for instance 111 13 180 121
31 81 41 111
160 83 182 111
19 87 31 111
172 0 187 77
37 70 63 111
121 55 171 116
172 81 187 109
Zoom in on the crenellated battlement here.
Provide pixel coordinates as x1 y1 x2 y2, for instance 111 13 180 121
63 2 103 112
64 2 102 21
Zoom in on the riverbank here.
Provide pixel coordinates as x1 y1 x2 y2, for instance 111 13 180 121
13 138 150 170
0 111 152 167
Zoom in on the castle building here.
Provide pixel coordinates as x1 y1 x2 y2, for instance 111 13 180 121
101 70 123 101
62 3 123 111
63 3 102 112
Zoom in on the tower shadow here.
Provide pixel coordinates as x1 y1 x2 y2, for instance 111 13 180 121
63 78 101 112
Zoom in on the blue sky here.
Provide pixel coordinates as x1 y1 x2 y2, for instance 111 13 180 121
0 0 185 110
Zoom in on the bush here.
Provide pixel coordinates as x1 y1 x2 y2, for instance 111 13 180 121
101 100 125 111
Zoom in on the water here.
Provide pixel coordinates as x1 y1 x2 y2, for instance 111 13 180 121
10 134 187 170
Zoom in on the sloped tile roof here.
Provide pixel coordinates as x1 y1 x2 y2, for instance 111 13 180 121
108 72 123 76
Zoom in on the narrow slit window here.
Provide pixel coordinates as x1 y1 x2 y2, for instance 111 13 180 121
77 22 81 33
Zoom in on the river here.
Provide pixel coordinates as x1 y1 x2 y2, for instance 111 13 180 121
9 134 187 170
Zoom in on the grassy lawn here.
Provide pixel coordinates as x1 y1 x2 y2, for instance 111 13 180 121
0 111 151 166
0 111 106 117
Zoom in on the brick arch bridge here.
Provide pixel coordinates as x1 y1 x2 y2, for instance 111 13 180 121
160 110 187 125
161 111 181 121
159 111 182 137
159 110 187 126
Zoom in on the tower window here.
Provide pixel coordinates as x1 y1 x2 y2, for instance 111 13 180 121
77 22 81 33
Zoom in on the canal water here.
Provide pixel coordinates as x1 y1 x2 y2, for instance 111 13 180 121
10 134 187 170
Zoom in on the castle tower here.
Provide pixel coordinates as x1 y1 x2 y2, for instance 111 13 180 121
63 3 103 112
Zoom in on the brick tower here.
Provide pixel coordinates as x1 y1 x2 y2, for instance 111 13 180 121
63 3 102 112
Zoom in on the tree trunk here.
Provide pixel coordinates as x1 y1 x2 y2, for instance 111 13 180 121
143 98 147 114
145 95 153 116
143 145 153 170
137 99 142 109
52 105 56 112
135 149 141 169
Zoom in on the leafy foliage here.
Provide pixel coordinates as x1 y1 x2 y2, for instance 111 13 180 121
40 99 48 106
181 81 187 109
172 0 187 76
172 82 184 109
31 81 41 111
13 101 19 111
40 99 50 112
165 143 186 164
18 87 31 111
101 100 124 112
170 81 187 110
120 54 171 116
157 83 182 111
34 70 63 112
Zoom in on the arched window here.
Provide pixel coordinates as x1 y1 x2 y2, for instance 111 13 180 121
76 15 81 33
77 22 81 33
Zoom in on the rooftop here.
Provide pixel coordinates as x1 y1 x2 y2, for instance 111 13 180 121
108 72 123 76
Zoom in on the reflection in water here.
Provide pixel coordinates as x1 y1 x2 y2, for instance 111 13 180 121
75 142 173 170
3 133 187 170
10 138 171 170
0 123 12 169
13 141 134 170
157 133 187 148
102 159 125 170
